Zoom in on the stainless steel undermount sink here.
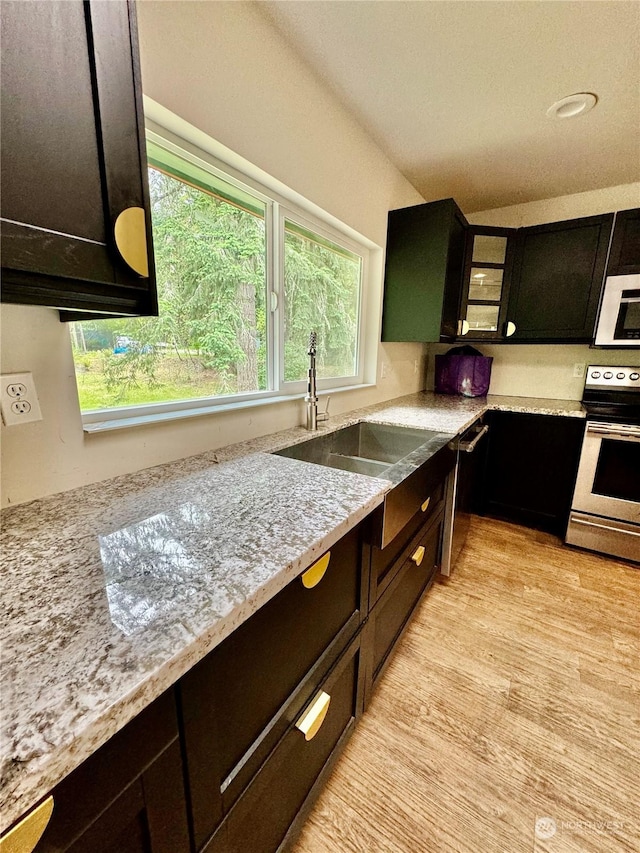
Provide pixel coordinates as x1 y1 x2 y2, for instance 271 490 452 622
273 421 456 547
273 421 441 478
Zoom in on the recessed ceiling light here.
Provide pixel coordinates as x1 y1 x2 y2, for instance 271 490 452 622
473 273 487 279
546 93 598 120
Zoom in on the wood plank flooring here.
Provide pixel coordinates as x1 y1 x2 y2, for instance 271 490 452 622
291 516 639 853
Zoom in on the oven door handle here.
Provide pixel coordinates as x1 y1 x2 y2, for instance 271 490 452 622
459 424 489 453
587 423 640 440
571 517 640 538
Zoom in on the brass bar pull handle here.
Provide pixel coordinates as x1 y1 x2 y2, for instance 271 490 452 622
0 796 54 853
301 551 331 589
114 206 149 277
296 691 331 741
411 545 426 567
421 497 430 512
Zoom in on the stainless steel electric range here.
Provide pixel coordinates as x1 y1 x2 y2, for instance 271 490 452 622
566 365 640 563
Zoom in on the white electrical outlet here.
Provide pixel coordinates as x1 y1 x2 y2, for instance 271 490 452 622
414 359 419 375
380 361 387 379
1 372 43 426
572 363 585 379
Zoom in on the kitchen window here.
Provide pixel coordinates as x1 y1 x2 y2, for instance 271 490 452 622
71 126 369 429
282 217 362 385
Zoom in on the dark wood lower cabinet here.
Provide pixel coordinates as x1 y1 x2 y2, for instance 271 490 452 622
179 524 366 850
35 691 190 853
179 502 448 853
22 502 448 853
480 411 585 535
369 480 445 605
364 508 444 703
202 636 363 853
3 420 608 852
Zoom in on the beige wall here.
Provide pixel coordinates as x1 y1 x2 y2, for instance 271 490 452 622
427 342 639 401
2 2 638 507
137 0 422 248
428 182 640 399
0 1 425 508
467 183 640 228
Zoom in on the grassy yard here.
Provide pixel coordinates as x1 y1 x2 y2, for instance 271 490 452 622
73 350 234 411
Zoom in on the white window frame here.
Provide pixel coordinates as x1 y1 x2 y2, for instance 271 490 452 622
277 206 366 394
79 102 378 433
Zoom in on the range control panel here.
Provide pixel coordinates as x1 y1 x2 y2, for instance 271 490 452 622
585 365 640 390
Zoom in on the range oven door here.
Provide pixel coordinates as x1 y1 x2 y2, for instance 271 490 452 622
567 420 640 562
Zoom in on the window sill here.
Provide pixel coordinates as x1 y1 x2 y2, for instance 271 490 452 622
82 384 376 434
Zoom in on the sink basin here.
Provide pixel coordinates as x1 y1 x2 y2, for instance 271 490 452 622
274 421 456 548
273 421 442 478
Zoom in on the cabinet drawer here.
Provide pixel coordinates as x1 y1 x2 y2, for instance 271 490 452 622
202 636 362 853
34 691 189 853
369 441 454 549
180 523 365 849
370 479 445 603
370 509 443 687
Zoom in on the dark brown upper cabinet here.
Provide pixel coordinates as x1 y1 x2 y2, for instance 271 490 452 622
457 225 517 342
381 198 468 343
607 208 640 276
0 0 157 318
505 213 614 343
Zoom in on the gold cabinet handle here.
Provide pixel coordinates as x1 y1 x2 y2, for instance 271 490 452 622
457 319 470 336
296 691 331 741
114 206 149 277
0 796 54 853
301 551 331 589
411 545 426 567
504 321 516 337
421 497 430 513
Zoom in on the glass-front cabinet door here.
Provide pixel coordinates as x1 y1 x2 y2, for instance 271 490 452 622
457 226 516 340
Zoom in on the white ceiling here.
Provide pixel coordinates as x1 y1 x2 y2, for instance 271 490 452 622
260 1 640 212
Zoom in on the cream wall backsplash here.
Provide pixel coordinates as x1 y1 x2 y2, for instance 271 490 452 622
0 306 425 508
426 343 639 400
0 2 425 508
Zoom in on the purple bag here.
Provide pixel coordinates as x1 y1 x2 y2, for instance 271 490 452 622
434 346 492 397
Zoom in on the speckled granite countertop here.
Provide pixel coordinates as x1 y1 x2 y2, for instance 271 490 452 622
0 390 584 831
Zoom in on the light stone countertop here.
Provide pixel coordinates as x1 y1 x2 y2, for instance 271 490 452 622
0 390 584 831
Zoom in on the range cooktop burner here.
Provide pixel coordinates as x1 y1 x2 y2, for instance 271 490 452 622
582 364 640 411
582 365 640 422
584 364 640 391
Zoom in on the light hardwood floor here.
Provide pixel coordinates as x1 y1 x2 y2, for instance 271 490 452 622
291 516 639 853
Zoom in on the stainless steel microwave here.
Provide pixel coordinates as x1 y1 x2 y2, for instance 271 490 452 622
594 274 640 346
